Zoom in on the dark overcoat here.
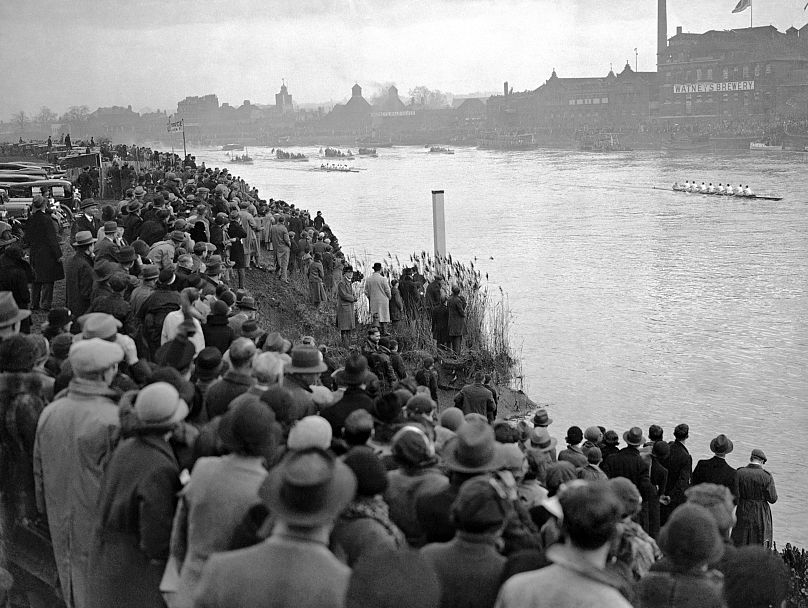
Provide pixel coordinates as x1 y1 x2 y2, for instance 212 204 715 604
447 294 466 337
601 446 657 531
25 209 64 282
87 434 181 608
64 250 95 318
0 252 33 308
691 456 739 500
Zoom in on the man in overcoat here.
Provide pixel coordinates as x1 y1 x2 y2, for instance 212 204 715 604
731 449 777 548
33 339 124 608
447 285 466 353
661 423 692 525
365 262 391 335
601 426 656 533
24 196 64 311
269 215 291 282
691 434 739 501
336 266 357 345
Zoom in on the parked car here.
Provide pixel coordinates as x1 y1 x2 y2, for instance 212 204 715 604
0 178 76 232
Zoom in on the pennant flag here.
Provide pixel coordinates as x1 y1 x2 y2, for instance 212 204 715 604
732 0 751 12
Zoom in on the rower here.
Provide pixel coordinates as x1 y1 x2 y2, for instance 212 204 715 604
700 182 707 193
744 185 754 196
707 182 715 194
673 180 680 191
717 183 725 194
734 184 743 195
688 181 697 193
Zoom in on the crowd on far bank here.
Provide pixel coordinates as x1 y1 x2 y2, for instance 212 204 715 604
0 148 793 608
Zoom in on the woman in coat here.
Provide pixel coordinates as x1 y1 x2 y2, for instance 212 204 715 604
389 280 405 325
447 286 466 354
23 198 64 311
86 383 188 608
169 401 275 608
0 244 33 331
308 253 327 307
226 211 248 289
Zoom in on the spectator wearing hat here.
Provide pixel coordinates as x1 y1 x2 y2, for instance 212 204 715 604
661 423 692 526
607 477 661 585
226 211 248 289
44 333 73 378
321 353 374 436
24 195 64 312
148 230 184 270
422 476 510 608
496 481 631 608
86 383 188 608
691 434 739 501
228 352 285 412
34 338 125 608
138 269 181 359
0 247 33 333
582 425 603 451
204 338 256 420
202 300 234 355
138 208 170 247
413 357 438 402
130 264 159 320
731 449 777 548
524 427 558 485
308 252 327 308
685 483 737 572
558 426 588 468
365 262 392 335
601 426 656 534
91 271 133 334
331 447 405 566
283 346 328 419
169 401 276 608
227 295 258 338
447 285 466 353
636 504 725 608
193 448 356 608
161 287 206 354
269 215 292 283
0 291 30 344
385 426 448 546
94 220 123 260
601 429 621 460
70 199 102 242
722 546 791 608
647 441 670 539
336 264 357 345
415 418 505 546
531 407 553 429
122 200 143 244
192 347 224 401
578 446 608 482
454 371 496 423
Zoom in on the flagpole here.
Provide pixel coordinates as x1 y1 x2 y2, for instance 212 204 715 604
750 0 752 28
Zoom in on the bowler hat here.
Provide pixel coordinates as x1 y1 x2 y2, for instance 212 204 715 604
532 408 553 427
102 220 118 234
133 382 189 429
72 231 96 247
219 400 277 459
285 346 327 374
334 354 370 386
565 426 583 445
709 434 734 455
443 417 505 474
46 307 71 329
258 448 356 527
623 427 646 447
240 319 264 340
0 291 31 328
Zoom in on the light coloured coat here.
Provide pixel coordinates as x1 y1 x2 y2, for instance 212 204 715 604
170 455 267 608
33 377 121 608
365 271 392 323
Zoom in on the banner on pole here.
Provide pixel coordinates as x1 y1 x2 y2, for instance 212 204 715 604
167 118 184 133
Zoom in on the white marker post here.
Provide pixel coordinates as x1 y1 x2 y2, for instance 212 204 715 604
432 190 446 274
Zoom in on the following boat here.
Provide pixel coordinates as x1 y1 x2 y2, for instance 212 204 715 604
428 146 454 154
228 149 253 164
221 143 244 151
312 163 359 173
324 147 354 159
357 148 378 157
274 149 308 161
749 142 783 152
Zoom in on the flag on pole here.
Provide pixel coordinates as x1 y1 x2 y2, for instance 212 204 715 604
732 0 751 12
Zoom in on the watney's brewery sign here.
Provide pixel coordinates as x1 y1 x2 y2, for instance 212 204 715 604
673 81 755 94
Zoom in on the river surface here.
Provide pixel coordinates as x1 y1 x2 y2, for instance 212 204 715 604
190 145 808 547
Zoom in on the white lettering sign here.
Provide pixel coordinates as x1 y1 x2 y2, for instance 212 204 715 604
673 81 755 94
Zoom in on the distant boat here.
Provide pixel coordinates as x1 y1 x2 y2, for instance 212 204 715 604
477 133 538 150
313 164 360 173
274 149 308 161
222 143 244 151
324 147 354 159
358 148 378 157
750 142 783 151
428 146 454 154
229 149 253 164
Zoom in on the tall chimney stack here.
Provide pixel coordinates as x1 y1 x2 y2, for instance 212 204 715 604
504 81 509 96
657 0 667 70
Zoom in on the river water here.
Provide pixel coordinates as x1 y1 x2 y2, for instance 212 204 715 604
191 145 808 547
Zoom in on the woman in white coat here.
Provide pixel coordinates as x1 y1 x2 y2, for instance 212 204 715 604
364 262 392 334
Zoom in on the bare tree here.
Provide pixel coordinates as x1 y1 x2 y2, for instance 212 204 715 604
407 86 450 108
11 110 28 134
59 105 90 123
35 106 58 124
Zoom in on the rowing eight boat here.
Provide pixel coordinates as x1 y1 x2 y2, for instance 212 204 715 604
652 186 782 201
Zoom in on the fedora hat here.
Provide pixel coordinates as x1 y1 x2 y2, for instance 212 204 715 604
623 427 646 447
334 354 370 386
238 296 258 311
532 408 553 427
126 200 143 213
0 291 31 328
79 198 98 210
285 346 327 374
72 231 96 248
709 434 734 455
133 185 146 198
114 246 136 264
170 230 186 243
262 331 291 353
443 417 505 474
240 319 264 340
139 264 159 280
92 259 116 282
258 448 356 527
528 427 557 452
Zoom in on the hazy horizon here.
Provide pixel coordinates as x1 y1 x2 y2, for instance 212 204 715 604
2 0 806 118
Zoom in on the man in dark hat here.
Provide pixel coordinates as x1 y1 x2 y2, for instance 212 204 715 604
453 371 496 423
660 422 692 526
122 199 143 244
283 346 328 420
601 426 656 533
204 338 257 419
64 231 97 321
194 449 356 608
320 353 374 436
24 195 64 311
691 434 739 501
71 199 102 241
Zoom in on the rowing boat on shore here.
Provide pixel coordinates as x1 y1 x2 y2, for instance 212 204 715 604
653 186 782 201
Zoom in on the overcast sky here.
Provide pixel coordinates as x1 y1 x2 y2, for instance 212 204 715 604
2 0 806 118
